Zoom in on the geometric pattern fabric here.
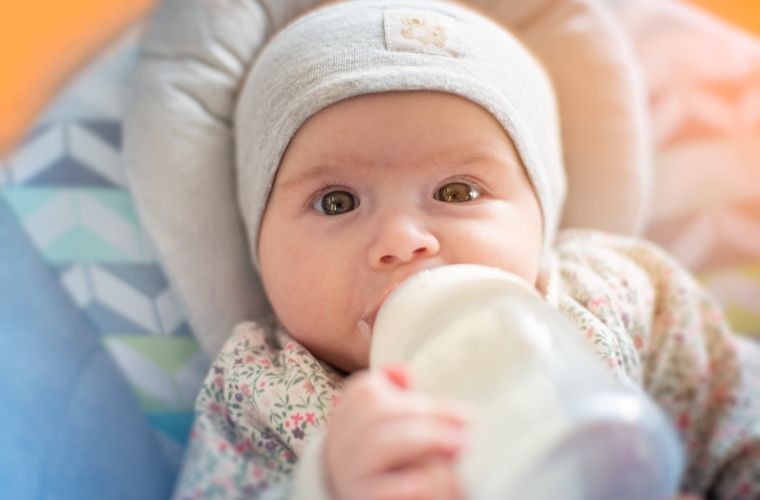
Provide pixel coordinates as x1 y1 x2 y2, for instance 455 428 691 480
0 121 192 337
1 112 206 462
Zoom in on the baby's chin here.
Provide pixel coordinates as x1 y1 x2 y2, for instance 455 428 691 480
314 335 371 375
344 345 371 374
327 355 370 376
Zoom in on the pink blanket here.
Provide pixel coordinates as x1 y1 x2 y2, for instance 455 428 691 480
617 0 760 336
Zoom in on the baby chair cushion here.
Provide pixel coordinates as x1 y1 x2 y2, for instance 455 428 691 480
0 30 208 477
125 0 651 356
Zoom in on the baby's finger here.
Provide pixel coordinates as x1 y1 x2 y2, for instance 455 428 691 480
371 391 473 428
337 370 472 432
381 363 412 389
359 415 468 473
361 458 462 500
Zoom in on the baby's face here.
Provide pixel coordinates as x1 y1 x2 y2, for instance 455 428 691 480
258 91 542 372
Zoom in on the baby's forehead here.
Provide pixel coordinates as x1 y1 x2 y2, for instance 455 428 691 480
281 148 520 181
276 91 526 182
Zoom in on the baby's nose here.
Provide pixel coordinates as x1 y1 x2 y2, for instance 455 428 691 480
367 214 440 268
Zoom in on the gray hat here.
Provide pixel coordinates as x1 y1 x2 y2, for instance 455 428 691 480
235 0 566 266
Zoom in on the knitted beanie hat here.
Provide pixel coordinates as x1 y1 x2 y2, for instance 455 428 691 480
235 0 565 265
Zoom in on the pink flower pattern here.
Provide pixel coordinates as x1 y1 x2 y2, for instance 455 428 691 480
174 321 344 498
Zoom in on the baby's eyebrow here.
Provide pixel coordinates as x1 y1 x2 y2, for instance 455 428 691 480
276 148 519 191
276 163 359 192
428 149 519 172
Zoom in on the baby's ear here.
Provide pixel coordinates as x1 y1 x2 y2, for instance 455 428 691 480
468 0 652 236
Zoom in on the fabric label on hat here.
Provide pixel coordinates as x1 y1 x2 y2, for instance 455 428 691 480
384 9 462 57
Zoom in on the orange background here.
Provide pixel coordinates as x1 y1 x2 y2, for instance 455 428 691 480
0 0 153 156
0 0 758 157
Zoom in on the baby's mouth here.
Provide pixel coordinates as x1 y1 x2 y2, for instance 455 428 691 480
357 285 399 341
357 313 375 341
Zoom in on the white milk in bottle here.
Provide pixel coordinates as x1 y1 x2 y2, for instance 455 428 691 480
370 264 683 500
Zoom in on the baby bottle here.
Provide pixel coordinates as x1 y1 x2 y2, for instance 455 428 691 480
370 264 683 500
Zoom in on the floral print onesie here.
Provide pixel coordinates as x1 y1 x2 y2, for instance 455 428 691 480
174 230 760 499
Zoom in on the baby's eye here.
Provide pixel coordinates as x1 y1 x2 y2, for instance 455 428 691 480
435 182 480 203
313 190 358 215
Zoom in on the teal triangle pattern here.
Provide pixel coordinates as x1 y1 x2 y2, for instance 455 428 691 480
88 190 138 223
4 187 148 264
1 189 57 218
46 226 131 263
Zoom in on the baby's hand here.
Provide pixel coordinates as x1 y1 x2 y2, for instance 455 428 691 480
324 365 470 500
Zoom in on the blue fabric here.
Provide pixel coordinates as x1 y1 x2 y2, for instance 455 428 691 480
0 197 177 499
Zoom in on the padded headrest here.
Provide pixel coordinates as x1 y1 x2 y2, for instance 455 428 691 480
125 0 651 356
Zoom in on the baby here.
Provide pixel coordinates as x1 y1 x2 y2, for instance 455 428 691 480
174 1 760 499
